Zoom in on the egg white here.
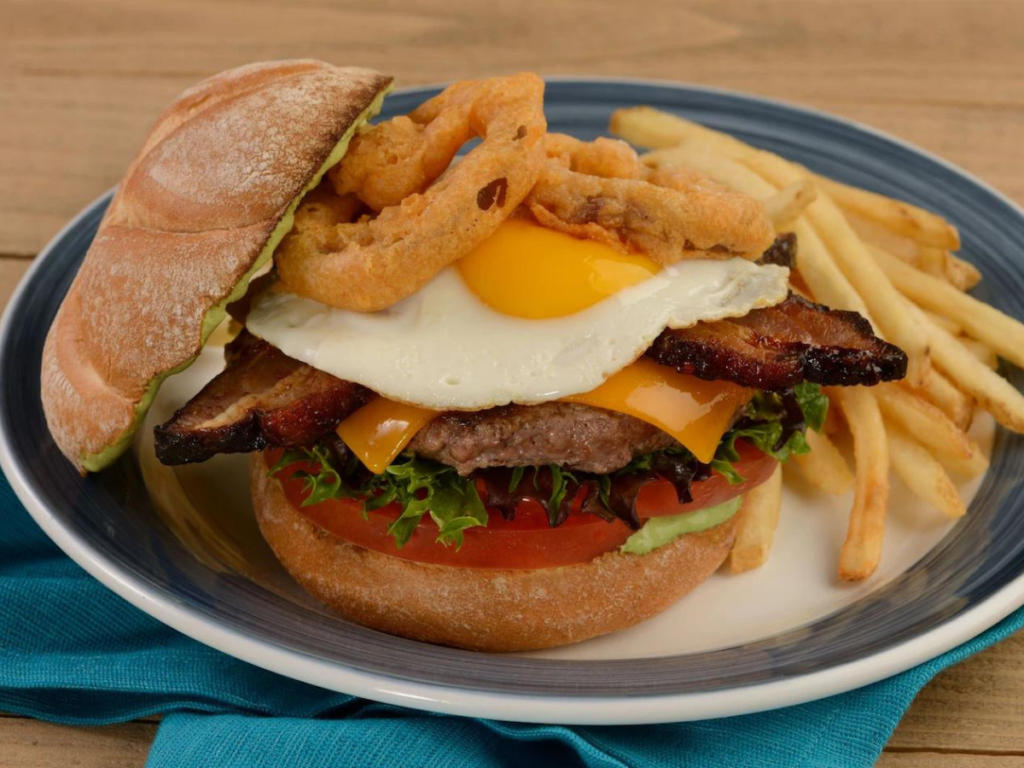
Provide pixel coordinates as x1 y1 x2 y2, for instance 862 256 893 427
246 258 790 410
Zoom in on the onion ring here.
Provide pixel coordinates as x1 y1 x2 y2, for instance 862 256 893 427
329 80 481 212
528 133 776 262
276 73 547 312
543 133 642 179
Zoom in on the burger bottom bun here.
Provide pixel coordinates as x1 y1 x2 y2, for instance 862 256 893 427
251 458 740 652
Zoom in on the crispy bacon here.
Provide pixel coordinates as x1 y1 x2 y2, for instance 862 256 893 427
644 295 907 388
757 233 797 269
155 297 905 465
154 332 371 465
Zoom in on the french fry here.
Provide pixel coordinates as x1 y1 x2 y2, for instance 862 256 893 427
944 251 983 291
937 438 990 480
922 309 962 336
610 106 748 153
875 383 974 463
730 464 783 573
909 371 974 431
871 245 1024 369
642 146 772 196
846 216 978 291
846 212 978 289
611 107 960 250
844 210 920 264
831 388 889 581
915 245 949 280
916 246 981 290
763 179 818 230
823 396 845 435
887 423 966 520
794 428 855 495
913 304 1024 433
959 337 999 370
809 174 961 250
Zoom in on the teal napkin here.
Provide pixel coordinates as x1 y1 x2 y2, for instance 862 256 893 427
2 473 1021 768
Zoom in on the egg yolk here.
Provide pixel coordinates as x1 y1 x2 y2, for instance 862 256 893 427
457 218 662 318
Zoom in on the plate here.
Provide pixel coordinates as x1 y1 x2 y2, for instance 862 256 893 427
3 78 1024 725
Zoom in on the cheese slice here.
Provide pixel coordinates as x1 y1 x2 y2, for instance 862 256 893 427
338 358 750 472
336 397 439 474
562 358 751 463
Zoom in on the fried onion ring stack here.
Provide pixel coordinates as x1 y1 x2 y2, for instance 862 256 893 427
275 73 548 312
275 77 775 313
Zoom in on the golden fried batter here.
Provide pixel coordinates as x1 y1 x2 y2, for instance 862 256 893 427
276 73 548 312
527 135 775 261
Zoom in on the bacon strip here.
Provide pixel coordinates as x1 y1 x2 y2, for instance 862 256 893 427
154 332 371 465
644 295 907 388
155 298 905 465
757 233 796 269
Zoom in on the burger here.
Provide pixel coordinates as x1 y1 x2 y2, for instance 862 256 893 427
41 61 907 652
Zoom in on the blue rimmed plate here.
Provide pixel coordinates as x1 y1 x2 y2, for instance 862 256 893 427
2 78 1024 725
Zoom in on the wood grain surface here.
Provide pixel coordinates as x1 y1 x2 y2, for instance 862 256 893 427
3 1 1024 765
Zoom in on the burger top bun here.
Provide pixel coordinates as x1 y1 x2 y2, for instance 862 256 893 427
40 60 392 473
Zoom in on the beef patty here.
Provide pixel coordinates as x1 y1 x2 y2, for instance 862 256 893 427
408 402 679 475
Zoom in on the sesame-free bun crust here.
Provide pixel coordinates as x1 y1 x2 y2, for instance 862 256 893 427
251 458 739 652
41 60 392 472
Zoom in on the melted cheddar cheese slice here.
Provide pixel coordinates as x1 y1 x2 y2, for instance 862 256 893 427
335 397 439 474
561 358 751 463
338 359 750 472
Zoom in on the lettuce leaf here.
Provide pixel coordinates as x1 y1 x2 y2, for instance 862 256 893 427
270 450 488 549
270 383 828 548
795 381 829 432
711 383 827 484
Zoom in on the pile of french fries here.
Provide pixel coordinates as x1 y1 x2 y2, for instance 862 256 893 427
610 107 1024 581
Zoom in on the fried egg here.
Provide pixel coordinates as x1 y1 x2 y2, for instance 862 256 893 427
247 220 789 410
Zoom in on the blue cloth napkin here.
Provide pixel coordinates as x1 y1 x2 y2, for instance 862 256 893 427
2 473 1022 768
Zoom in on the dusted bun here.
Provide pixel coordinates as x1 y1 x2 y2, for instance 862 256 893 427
41 60 392 472
251 458 739 652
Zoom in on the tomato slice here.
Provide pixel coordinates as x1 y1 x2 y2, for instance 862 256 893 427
265 440 778 570
634 441 778 518
268 450 632 569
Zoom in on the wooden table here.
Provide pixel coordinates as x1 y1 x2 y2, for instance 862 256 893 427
4 1 1024 764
